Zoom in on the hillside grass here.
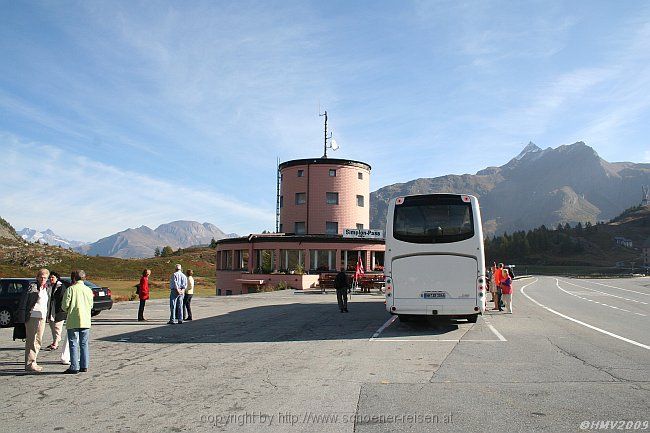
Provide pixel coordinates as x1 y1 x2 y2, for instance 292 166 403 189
0 240 218 302
95 277 216 302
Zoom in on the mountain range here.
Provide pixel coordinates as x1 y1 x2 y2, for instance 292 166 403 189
18 228 87 248
75 221 231 258
370 142 650 235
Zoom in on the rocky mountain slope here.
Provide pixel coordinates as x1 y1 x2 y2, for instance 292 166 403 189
370 142 650 235
77 220 229 258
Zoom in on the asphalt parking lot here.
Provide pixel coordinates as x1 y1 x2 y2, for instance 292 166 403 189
1 277 648 432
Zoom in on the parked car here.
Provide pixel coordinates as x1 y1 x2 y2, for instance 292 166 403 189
0 278 32 327
59 277 113 317
0 277 113 327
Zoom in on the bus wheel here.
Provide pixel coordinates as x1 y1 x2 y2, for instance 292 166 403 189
467 314 478 323
398 314 411 323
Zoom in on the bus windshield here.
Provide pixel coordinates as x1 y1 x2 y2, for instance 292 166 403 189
393 195 474 244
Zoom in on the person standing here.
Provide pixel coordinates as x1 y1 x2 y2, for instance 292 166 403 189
46 272 66 351
334 270 349 313
63 270 94 374
494 263 505 311
16 268 51 372
183 269 194 321
500 268 513 314
138 269 151 321
168 264 187 324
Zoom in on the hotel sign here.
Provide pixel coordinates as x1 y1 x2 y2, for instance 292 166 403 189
343 228 384 239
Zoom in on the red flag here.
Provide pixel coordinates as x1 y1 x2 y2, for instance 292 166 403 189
355 255 365 280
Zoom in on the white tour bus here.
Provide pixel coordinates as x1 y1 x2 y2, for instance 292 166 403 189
384 193 486 322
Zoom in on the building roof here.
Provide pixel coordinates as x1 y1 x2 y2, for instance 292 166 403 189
216 233 385 246
279 157 371 171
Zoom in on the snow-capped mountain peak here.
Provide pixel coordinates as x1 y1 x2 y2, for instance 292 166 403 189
514 141 543 160
18 228 87 248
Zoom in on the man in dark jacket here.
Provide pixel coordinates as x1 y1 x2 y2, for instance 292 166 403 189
15 268 52 372
334 270 349 313
46 272 66 350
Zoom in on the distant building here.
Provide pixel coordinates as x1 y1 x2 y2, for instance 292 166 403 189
614 237 633 248
215 157 385 295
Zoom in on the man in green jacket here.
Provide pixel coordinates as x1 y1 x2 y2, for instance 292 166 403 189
62 270 94 374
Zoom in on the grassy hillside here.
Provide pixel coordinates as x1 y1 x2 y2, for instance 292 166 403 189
486 205 650 273
0 229 217 300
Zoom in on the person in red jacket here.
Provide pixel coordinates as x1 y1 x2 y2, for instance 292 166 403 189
138 269 151 321
500 268 513 314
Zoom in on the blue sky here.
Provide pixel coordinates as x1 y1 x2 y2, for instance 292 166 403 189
1 0 649 242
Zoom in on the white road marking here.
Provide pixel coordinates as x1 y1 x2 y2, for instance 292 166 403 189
370 339 502 342
369 314 505 342
559 279 648 305
555 279 646 317
521 278 650 351
370 315 397 340
486 322 507 341
588 280 650 296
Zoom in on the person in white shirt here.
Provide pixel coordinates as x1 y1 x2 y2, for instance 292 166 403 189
183 269 194 321
16 269 51 372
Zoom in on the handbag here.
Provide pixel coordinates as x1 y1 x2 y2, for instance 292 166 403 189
13 323 26 341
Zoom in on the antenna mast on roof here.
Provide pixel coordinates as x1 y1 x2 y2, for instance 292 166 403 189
319 110 331 158
319 109 339 158
276 157 281 232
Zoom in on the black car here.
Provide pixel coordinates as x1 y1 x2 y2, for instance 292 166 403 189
0 277 113 327
0 278 32 327
59 278 113 317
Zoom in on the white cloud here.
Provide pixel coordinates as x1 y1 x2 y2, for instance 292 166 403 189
0 134 274 241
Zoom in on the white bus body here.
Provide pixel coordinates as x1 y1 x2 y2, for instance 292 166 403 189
384 193 486 322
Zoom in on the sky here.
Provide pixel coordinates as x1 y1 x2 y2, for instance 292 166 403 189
1 0 649 242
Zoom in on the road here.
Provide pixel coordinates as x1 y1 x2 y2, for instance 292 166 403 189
1 277 648 432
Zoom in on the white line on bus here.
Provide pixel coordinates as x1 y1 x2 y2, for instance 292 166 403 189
520 278 650 351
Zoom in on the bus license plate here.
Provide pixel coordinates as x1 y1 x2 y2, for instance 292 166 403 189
422 291 445 299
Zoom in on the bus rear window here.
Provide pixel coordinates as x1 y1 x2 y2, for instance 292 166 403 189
393 195 474 244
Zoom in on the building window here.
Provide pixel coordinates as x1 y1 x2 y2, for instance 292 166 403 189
357 195 364 207
341 250 364 271
235 250 249 271
356 223 364 230
297 169 304 177
329 169 336 177
279 224 283 232
255 249 275 273
280 249 304 272
221 250 233 270
326 221 338 235
326 192 339 205
309 249 336 271
295 222 306 234
295 192 306 205
358 172 363 180
279 195 283 208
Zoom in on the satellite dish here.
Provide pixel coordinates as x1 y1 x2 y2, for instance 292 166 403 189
330 138 339 151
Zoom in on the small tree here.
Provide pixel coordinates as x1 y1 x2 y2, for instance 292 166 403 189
154 247 161 257
161 246 174 257
209 238 218 248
